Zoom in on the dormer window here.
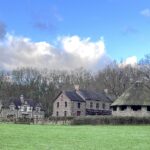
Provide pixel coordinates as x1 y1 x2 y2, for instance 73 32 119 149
36 107 40 112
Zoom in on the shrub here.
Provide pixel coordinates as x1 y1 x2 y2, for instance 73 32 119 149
71 116 150 125
15 117 33 124
49 116 74 121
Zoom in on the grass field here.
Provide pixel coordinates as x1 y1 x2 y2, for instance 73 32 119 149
0 124 150 150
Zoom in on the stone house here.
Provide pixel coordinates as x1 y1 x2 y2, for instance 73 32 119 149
53 86 112 117
111 81 150 117
0 95 44 119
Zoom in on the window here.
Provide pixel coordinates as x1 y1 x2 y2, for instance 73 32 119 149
24 106 27 111
65 102 67 107
147 106 150 111
131 106 141 111
64 111 67 117
96 103 99 109
57 102 59 108
90 102 93 108
102 103 105 109
77 103 80 108
56 111 59 116
113 106 117 111
36 107 40 112
119 106 127 111
77 111 81 116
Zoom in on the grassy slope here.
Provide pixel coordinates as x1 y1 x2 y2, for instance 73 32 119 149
0 124 150 150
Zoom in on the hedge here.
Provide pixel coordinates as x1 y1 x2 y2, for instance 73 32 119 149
71 116 150 125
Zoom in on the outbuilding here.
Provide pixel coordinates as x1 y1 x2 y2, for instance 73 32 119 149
111 81 150 117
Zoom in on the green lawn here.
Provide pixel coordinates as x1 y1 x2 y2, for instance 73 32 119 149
0 124 150 150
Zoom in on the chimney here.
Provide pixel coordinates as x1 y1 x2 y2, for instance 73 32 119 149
74 84 80 91
104 89 108 94
20 95 24 103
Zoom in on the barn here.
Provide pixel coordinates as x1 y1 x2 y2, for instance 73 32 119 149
111 81 150 117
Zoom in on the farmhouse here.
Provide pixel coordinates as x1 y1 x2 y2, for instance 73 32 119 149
0 95 44 119
53 85 112 117
111 81 150 117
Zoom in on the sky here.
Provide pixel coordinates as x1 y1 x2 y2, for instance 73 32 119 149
0 0 150 70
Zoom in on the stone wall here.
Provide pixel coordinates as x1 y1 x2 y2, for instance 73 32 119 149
0 108 44 119
112 106 150 117
53 92 72 117
33 111 45 119
71 101 86 116
1 109 18 118
53 92 86 117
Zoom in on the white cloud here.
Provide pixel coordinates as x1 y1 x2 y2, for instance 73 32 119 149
125 56 137 65
60 35 105 61
120 56 137 67
0 34 107 70
140 9 150 17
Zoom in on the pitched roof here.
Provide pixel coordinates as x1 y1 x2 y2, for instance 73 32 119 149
65 91 85 102
4 98 43 110
58 89 112 102
111 81 150 106
77 90 112 102
10 99 35 109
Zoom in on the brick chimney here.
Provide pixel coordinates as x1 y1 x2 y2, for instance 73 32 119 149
74 84 80 91
104 89 108 94
20 95 24 103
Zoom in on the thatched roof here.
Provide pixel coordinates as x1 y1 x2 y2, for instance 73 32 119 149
111 81 150 106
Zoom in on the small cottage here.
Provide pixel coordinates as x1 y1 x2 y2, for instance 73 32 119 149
53 85 112 117
0 95 44 119
111 81 150 117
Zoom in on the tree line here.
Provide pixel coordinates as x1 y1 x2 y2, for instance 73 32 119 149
0 54 150 116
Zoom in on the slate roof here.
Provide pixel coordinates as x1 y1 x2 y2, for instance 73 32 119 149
78 90 112 102
111 81 150 106
11 99 21 109
57 89 112 102
65 91 85 102
11 99 35 108
4 98 43 110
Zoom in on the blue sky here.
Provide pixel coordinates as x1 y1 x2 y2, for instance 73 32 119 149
0 0 150 70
